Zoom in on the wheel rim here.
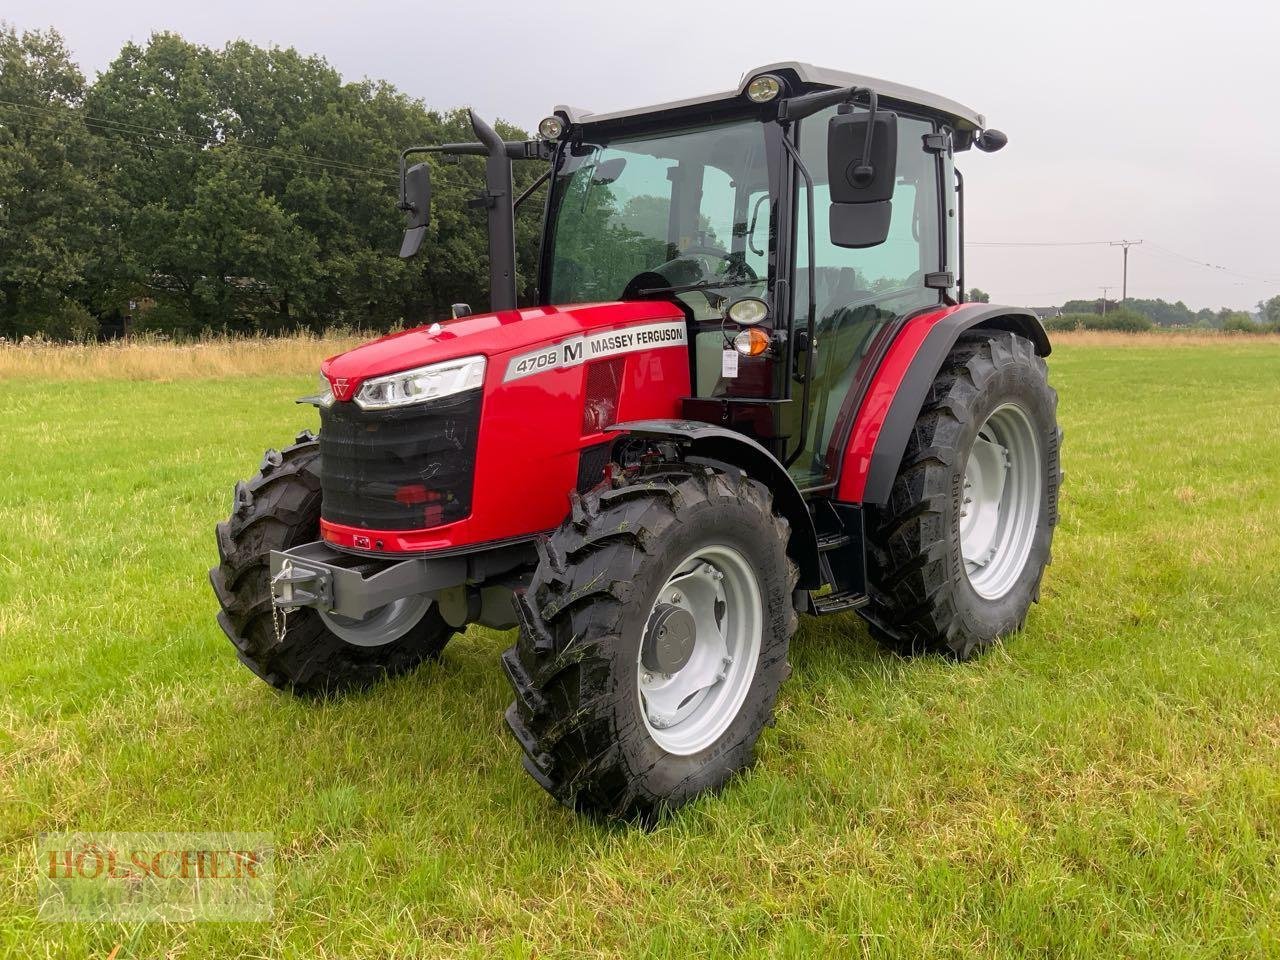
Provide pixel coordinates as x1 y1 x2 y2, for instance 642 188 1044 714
318 594 434 647
637 545 762 756
959 402 1042 600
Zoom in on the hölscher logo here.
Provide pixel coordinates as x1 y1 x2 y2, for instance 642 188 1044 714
36 832 273 922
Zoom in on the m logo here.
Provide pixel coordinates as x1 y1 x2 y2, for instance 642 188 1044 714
563 341 583 364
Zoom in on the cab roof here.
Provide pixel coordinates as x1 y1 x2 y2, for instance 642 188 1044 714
555 61 986 134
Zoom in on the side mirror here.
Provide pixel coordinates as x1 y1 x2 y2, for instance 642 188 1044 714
398 161 432 259
827 109 897 249
975 128 1008 153
590 157 627 185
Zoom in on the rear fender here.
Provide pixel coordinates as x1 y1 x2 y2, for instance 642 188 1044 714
836 304 1050 505
609 419 822 589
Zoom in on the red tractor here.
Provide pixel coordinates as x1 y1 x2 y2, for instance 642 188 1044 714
211 63 1060 819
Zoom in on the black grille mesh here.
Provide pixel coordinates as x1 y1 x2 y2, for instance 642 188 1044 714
319 389 481 530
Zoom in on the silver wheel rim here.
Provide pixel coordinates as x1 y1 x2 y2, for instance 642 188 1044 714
959 402 1042 600
318 595 434 647
637 545 762 756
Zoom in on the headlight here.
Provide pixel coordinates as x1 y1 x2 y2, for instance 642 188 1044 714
746 74 782 103
354 355 486 410
727 297 769 326
538 116 565 139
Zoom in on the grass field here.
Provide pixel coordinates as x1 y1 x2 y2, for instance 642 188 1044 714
2 334 1279 958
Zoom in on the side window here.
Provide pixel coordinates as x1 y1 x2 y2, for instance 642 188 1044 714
788 109 942 486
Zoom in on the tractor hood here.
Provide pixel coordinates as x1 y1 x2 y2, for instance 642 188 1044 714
321 301 685 400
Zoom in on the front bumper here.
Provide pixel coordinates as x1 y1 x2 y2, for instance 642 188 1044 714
269 541 466 619
268 537 537 630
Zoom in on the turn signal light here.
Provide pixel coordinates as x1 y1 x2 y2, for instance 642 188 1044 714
733 328 771 357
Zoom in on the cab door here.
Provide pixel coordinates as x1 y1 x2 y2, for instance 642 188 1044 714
785 108 947 488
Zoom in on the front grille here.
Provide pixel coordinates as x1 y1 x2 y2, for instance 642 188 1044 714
319 390 482 530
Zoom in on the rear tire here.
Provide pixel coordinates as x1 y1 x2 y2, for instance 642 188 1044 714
502 464 798 820
860 331 1061 660
209 432 454 695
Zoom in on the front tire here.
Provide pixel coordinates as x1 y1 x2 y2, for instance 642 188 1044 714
861 331 1061 660
209 432 455 695
502 464 799 819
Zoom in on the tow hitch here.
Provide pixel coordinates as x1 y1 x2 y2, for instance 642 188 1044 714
268 541 465 620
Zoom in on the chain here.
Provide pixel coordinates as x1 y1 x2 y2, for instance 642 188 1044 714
270 561 292 646
271 599 289 646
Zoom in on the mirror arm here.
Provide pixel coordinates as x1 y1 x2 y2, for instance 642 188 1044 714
398 139 551 206
778 83 873 123
841 90 879 187
778 132 817 468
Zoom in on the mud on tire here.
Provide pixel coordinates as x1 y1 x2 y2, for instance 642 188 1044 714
502 464 799 820
209 432 454 695
861 330 1061 660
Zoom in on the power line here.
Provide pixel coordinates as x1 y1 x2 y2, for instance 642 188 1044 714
971 235 1280 290
1145 242 1280 285
962 241 1116 249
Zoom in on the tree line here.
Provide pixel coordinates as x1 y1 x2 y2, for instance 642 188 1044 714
4 24 1277 341
967 288 1280 333
0 25 545 340
1056 297 1280 332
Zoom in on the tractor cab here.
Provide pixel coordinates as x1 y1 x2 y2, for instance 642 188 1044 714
213 63 1059 820
398 63 1005 489
538 65 982 488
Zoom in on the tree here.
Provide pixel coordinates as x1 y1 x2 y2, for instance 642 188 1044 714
1218 309 1256 333
968 287 990 303
0 25 114 338
1259 295 1280 328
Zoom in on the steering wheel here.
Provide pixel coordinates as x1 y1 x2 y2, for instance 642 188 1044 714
621 249 760 301
666 249 759 284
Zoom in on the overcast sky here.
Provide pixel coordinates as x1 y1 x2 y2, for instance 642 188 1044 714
8 0 1279 311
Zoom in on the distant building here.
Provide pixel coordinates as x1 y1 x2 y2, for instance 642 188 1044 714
1029 306 1062 320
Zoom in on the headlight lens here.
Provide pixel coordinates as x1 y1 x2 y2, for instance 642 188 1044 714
727 297 769 326
354 355 486 410
538 116 565 139
746 75 782 103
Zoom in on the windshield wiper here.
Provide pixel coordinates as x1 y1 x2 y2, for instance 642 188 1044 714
637 277 762 296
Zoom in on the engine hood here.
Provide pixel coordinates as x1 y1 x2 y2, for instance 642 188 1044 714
321 301 684 400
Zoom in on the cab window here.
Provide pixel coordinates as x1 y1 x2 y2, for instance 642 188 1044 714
787 108 942 486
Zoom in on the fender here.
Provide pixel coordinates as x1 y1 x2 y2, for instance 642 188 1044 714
609 419 823 588
836 304 1051 505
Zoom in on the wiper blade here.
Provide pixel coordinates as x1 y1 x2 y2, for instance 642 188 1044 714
637 277 761 296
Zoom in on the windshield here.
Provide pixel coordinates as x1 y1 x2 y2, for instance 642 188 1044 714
545 119 772 319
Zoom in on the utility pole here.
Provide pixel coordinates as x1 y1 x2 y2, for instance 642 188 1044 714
1099 286 1113 315
1109 239 1144 302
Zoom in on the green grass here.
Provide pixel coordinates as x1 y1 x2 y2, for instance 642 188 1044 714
2 339 1279 958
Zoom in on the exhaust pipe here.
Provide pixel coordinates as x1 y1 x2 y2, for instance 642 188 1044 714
469 111 518 313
